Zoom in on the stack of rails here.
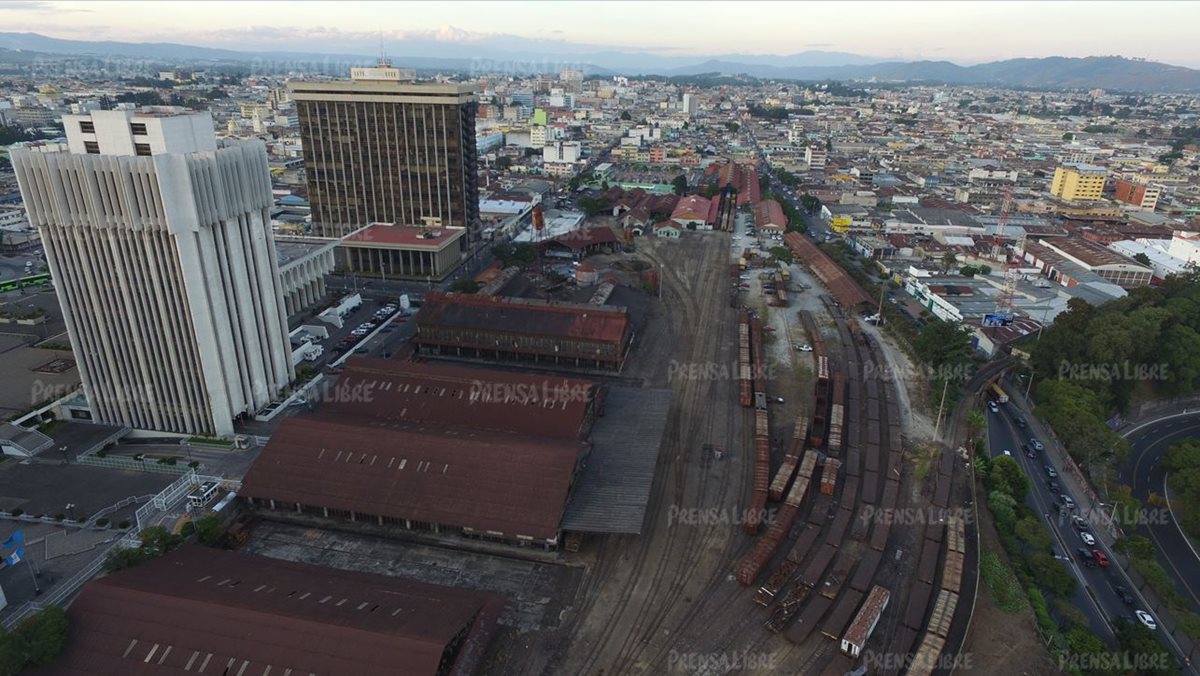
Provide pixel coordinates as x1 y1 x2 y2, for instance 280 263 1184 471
738 312 752 407
769 415 809 501
736 450 820 585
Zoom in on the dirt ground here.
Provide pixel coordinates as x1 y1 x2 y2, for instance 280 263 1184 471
963 483 1060 676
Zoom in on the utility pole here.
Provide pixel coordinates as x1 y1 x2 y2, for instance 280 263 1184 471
933 379 951 441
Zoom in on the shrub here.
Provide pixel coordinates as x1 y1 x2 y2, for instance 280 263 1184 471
14 606 67 667
96 517 109 527
980 550 1026 613
11 509 22 517
117 520 130 529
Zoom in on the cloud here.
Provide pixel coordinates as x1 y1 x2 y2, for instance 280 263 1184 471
0 1 90 13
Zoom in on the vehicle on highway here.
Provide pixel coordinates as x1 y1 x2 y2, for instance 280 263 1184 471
1045 465 1058 478
1024 445 1037 459
1003 449 1012 457
1136 610 1157 630
988 401 999 413
1014 416 1027 428
794 344 813 352
1071 515 1089 531
1079 531 1096 546
1029 438 1045 452
1113 584 1135 605
1060 494 1076 509
1076 548 1096 567
1048 480 1061 493
1093 550 1110 567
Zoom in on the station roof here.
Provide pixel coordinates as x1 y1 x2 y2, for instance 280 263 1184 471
321 358 596 441
783 232 873 307
241 414 583 540
44 545 503 676
418 292 630 345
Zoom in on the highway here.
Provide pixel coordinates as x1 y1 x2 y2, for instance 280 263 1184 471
1121 412 1200 618
989 398 1195 672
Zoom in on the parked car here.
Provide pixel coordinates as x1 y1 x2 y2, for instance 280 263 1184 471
794 344 813 352
1044 465 1058 478
1136 610 1156 630
1024 445 1036 459
1060 494 1076 509
1079 531 1096 546
1093 550 1110 567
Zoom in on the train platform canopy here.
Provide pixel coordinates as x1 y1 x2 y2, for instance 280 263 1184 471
43 545 504 676
561 385 672 534
784 232 874 307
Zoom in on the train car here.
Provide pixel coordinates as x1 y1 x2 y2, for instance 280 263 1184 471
840 585 891 658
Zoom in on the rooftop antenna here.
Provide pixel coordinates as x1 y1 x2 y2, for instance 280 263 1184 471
379 33 390 68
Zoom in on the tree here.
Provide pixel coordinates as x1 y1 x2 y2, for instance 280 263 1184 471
671 174 687 196
987 490 1018 534
940 251 958 272
14 606 68 667
1113 535 1155 561
987 455 1031 501
194 515 224 546
495 156 513 170
449 279 482 294
768 246 794 265
1116 621 1177 676
912 320 973 384
979 265 992 275
799 194 820 214
1132 252 1151 266
966 410 986 441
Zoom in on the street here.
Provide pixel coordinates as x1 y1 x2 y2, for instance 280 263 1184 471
988 398 1196 672
1122 413 1200 616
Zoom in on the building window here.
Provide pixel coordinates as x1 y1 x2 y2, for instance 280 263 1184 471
134 143 152 157
83 141 100 154
79 120 95 134
130 122 147 136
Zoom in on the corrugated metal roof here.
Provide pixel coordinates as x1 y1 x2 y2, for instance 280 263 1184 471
44 546 503 676
241 415 582 539
323 358 595 441
561 387 671 534
418 292 630 344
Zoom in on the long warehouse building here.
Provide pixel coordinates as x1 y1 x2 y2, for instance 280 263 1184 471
413 292 634 371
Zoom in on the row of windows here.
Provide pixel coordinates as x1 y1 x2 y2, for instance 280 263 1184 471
83 141 150 156
78 120 148 137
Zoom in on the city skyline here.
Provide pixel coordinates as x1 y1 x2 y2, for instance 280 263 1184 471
2 1 1200 68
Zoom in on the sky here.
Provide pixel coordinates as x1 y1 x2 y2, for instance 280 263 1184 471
1 0 1199 68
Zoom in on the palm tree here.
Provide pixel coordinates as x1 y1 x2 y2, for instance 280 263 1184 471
966 410 986 442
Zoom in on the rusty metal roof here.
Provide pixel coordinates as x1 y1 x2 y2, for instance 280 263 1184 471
418 292 630 344
44 545 504 676
241 415 582 539
321 358 596 440
784 232 873 307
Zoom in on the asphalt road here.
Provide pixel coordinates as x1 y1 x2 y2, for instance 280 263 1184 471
1121 413 1200 617
987 402 1129 640
990 401 1196 672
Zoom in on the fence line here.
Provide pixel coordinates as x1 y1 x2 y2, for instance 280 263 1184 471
77 454 192 476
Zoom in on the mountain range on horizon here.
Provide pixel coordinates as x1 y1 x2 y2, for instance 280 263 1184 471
1 32 1199 93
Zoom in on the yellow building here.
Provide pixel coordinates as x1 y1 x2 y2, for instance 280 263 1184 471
830 216 853 233
1050 163 1106 201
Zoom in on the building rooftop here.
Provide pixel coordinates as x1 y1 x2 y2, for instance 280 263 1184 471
318 358 596 440
418 291 630 344
1040 236 1146 270
46 545 503 676
343 223 466 250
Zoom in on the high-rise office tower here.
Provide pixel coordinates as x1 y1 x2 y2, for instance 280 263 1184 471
11 108 294 436
289 64 479 244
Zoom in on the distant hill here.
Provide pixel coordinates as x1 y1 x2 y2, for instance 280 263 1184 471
0 32 1197 92
666 56 1200 92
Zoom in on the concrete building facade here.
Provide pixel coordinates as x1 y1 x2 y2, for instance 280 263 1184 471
1050 163 1106 202
11 109 293 436
289 66 480 243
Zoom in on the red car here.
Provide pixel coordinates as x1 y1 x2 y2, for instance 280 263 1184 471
1092 550 1110 567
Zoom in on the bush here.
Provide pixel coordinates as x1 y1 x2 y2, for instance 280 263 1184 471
14 606 67 667
53 513 64 522
194 515 224 546
117 520 130 529
10 509 21 517
96 517 109 527
980 550 1026 613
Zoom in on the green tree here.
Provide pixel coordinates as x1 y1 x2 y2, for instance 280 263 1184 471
1133 252 1152 266
14 606 68 667
671 174 687 196
799 194 820 214
0 632 24 675
194 515 224 546
1014 515 1052 551
979 264 992 275
1065 626 1113 676
987 455 1031 501
448 279 482 294
495 156 513 170
768 246 794 265
1113 535 1155 561
966 410 986 441
940 251 958 272
1027 552 1077 598
987 490 1019 534
1116 621 1176 676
